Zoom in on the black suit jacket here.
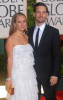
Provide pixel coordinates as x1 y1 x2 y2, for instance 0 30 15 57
28 24 60 80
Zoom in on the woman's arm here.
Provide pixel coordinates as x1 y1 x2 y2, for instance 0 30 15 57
5 37 13 91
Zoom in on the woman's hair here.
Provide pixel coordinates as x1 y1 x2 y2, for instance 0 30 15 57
9 12 27 36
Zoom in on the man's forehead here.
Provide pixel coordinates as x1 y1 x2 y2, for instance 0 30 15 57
36 6 47 11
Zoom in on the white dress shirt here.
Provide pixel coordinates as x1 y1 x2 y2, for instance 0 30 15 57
33 23 46 46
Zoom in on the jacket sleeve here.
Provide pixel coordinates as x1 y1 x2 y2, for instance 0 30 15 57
51 29 60 77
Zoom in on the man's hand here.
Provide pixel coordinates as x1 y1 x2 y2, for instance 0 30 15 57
50 76 58 86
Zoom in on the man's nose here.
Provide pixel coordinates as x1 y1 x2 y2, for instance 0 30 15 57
40 13 43 16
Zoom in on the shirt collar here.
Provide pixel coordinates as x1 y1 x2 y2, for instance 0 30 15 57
35 23 46 31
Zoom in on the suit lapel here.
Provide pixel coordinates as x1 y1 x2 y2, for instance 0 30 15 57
30 26 35 49
38 24 48 47
30 24 48 49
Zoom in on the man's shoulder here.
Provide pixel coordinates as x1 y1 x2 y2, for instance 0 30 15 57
27 26 35 36
28 26 35 31
46 24 59 37
46 24 59 31
28 26 35 36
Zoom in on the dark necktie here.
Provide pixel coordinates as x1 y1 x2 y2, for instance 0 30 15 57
35 28 40 49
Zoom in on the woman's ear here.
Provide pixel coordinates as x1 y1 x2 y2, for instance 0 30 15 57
14 23 16 31
14 23 16 27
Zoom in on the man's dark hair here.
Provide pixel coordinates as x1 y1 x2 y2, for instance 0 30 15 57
33 2 49 13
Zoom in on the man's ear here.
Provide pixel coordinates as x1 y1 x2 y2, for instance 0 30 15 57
33 12 35 17
47 13 48 17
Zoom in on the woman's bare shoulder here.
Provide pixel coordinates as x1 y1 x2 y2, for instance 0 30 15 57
5 34 15 48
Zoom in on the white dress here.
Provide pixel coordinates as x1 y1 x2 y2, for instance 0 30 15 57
7 44 38 100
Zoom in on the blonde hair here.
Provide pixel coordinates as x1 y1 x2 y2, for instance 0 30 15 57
9 12 27 36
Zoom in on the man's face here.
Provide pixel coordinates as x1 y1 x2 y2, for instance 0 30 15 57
33 6 48 25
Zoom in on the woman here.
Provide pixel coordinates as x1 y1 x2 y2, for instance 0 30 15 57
5 12 38 100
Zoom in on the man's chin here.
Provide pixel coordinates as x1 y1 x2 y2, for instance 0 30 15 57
37 20 45 23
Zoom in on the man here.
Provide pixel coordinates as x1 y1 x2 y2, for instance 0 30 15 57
28 2 60 100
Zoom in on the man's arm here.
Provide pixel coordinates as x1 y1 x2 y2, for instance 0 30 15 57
50 29 60 86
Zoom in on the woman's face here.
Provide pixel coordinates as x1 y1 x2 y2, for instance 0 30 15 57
15 15 27 32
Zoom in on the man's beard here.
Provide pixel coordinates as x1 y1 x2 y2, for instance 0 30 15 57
37 19 45 23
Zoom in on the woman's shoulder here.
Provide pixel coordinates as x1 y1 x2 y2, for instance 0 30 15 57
7 32 17 42
6 35 13 43
5 34 15 48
